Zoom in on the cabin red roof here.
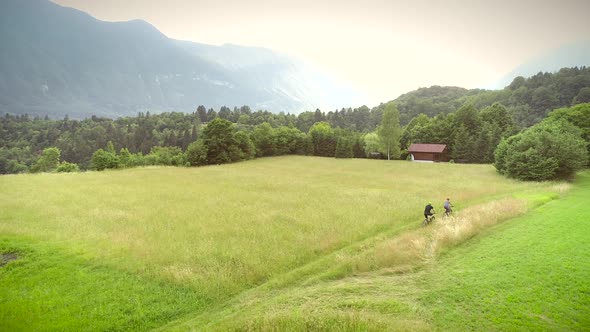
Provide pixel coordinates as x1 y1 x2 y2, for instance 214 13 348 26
408 143 447 153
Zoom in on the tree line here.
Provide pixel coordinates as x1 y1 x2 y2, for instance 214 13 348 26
0 103 388 173
1 67 588 179
0 103 397 173
2 102 588 177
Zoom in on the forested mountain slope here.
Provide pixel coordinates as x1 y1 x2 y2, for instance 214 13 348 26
394 66 590 126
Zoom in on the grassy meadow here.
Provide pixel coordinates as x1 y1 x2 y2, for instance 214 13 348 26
0 156 580 331
161 172 590 331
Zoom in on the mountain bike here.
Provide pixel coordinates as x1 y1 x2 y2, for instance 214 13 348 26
423 214 435 226
444 208 453 217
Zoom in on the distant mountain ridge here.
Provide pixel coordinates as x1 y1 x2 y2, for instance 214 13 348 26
0 0 362 118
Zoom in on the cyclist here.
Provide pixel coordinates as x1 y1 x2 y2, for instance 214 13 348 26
443 198 453 216
424 202 435 223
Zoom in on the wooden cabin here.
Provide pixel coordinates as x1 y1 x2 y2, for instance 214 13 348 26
408 143 449 162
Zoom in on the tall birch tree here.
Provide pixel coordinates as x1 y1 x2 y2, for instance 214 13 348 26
378 102 401 160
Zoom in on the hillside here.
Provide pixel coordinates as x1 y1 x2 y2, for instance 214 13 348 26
394 66 590 125
0 0 361 118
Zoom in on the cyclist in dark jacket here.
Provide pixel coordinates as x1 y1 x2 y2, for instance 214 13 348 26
424 202 435 219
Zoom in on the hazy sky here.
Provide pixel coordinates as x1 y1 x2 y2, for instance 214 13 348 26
53 0 590 106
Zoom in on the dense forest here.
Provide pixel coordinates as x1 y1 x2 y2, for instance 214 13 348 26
396 66 590 126
1 67 589 175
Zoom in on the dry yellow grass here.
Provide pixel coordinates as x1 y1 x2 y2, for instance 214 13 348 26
551 182 572 193
353 198 530 274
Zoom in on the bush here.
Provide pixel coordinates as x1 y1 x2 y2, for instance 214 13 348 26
308 122 336 157
352 135 366 158
504 148 559 181
117 148 147 168
251 122 275 157
143 153 159 166
363 132 381 158
170 154 187 166
187 139 208 166
273 126 307 155
0 158 27 174
56 161 80 173
234 131 256 160
203 118 238 164
147 146 186 166
0 147 31 174
548 103 590 161
335 136 353 158
494 136 513 174
31 147 61 173
494 119 587 180
128 153 146 167
91 149 118 171
118 148 132 168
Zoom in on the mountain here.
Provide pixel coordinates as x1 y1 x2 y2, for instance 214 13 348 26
173 41 363 115
0 0 362 118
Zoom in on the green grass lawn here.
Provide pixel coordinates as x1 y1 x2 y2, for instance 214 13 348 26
0 156 575 331
0 238 206 331
418 171 590 331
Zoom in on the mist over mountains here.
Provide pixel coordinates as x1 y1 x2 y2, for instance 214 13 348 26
0 0 363 118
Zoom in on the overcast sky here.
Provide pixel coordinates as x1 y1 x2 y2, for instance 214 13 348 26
53 0 590 106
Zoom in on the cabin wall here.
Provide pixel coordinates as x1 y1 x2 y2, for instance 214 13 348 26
434 152 450 162
412 152 435 161
410 151 450 162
